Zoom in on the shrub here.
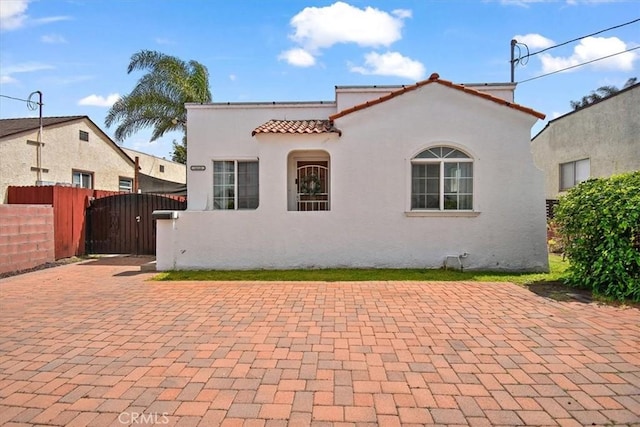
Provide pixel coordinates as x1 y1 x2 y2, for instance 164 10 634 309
554 171 640 301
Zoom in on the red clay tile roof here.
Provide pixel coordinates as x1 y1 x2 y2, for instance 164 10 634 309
252 119 341 136
329 73 546 121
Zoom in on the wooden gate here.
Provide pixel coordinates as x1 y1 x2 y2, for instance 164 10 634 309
86 193 186 255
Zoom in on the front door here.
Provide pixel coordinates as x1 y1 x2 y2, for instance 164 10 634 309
297 161 329 211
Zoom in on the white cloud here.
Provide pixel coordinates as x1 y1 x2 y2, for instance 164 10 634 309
513 33 555 49
78 93 120 107
0 75 17 84
32 16 71 25
45 75 93 85
0 0 71 32
229 74 237 81
392 9 412 19
501 0 621 5
0 62 54 84
280 2 414 69
278 48 316 67
41 33 66 44
499 0 549 6
0 0 29 31
2 62 54 74
155 37 175 45
539 36 637 73
289 2 409 51
350 51 425 81
566 0 622 4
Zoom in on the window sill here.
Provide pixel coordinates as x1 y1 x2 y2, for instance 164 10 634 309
405 211 480 217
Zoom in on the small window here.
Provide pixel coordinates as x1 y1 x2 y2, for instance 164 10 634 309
411 146 473 211
79 130 89 141
119 178 133 193
72 170 93 189
560 158 590 191
159 165 165 173
213 160 259 210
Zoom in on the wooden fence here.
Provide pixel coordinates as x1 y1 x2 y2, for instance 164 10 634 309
7 186 120 259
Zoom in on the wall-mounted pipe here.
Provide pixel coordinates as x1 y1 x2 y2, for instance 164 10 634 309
444 253 469 271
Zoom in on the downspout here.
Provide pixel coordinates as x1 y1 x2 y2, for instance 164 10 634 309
134 156 140 193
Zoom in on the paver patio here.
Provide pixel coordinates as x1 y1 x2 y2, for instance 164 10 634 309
0 257 639 427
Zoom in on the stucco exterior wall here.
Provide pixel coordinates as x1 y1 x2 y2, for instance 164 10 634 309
531 85 640 199
335 83 515 112
157 83 547 272
122 148 186 184
0 118 134 202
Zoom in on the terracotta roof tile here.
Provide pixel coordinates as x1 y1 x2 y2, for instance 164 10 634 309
329 73 546 121
252 119 341 136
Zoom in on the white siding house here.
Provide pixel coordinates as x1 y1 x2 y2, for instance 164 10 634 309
156 73 548 271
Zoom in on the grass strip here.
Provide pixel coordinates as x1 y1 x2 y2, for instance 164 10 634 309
153 255 568 284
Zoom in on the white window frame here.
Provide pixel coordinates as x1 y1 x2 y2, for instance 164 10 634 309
410 147 474 212
72 170 93 189
559 158 590 191
212 159 259 210
119 177 133 193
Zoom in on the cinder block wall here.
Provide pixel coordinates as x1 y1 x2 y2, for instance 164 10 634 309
0 205 55 275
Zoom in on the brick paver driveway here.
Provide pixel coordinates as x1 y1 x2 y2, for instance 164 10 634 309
1 257 639 427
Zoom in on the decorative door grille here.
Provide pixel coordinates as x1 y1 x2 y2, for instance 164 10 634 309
297 164 329 211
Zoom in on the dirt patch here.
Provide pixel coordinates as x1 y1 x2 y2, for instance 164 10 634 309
526 282 593 303
526 281 640 309
0 257 84 280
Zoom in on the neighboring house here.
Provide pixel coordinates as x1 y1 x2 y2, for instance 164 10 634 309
156 73 548 272
0 116 189 202
531 82 639 200
122 148 186 195
0 116 134 203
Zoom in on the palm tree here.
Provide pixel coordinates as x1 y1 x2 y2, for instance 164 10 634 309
105 50 212 163
570 77 637 111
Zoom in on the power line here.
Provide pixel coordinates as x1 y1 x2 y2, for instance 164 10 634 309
525 17 640 58
0 94 31 103
518 46 640 84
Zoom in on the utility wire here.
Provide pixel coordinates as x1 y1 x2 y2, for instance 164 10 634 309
518 46 640 84
0 94 32 103
525 18 640 58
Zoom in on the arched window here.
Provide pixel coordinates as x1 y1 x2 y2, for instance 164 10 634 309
411 146 473 211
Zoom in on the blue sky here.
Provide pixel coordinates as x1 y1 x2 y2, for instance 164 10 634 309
1 0 638 159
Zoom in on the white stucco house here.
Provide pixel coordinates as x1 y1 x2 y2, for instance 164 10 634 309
156 73 548 272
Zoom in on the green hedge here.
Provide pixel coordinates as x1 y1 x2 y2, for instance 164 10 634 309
554 171 640 301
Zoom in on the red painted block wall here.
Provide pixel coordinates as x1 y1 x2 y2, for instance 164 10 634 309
0 204 55 275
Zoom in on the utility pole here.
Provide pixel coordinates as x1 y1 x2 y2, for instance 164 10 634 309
27 91 44 184
510 39 517 83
